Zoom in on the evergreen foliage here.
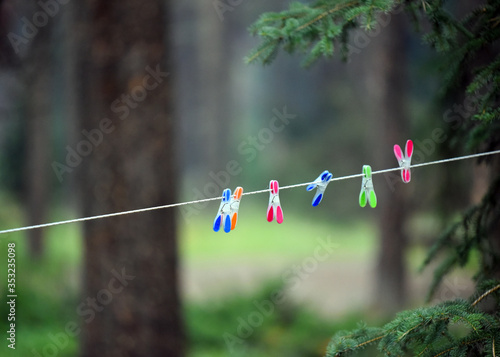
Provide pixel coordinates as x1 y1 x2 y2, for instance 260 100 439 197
248 0 500 356
327 293 500 356
422 176 500 302
246 0 396 67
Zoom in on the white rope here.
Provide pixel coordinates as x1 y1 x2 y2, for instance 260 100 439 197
1 149 499 235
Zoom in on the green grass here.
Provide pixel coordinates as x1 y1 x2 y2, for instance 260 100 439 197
0 194 82 357
180 205 379 356
185 280 381 357
180 202 376 263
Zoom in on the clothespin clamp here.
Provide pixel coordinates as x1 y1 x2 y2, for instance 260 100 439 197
359 165 377 208
394 140 413 183
229 187 243 231
213 189 232 233
306 170 333 206
267 180 283 224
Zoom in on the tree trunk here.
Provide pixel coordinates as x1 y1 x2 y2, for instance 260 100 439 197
490 156 500 280
25 68 50 259
24 1 52 259
366 11 410 312
195 0 231 170
0 2 19 68
79 1 184 356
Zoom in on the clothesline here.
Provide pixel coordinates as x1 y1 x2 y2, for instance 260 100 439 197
0 149 499 236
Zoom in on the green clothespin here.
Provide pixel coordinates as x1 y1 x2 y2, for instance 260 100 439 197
359 165 377 208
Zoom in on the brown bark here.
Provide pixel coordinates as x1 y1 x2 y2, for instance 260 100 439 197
491 156 500 280
0 1 18 67
25 68 50 259
24 2 52 259
79 1 183 356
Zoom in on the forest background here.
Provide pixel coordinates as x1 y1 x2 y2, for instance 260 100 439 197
0 0 496 356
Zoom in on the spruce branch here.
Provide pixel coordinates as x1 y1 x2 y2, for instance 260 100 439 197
246 0 398 66
431 337 487 357
355 335 384 348
245 40 281 65
420 176 500 301
326 294 500 356
296 1 357 32
472 283 500 307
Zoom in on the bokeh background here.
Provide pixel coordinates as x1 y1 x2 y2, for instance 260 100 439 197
0 1 486 356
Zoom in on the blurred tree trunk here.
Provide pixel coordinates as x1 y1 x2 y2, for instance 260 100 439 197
492 157 500 279
0 2 19 151
79 1 184 356
0 1 18 67
367 12 410 312
60 0 80 207
195 0 230 170
24 2 52 259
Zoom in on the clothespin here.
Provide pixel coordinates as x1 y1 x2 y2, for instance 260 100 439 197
306 170 333 206
267 180 283 224
213 189 232 233
229 187 243 231
394 140 413 183
359 165 377 208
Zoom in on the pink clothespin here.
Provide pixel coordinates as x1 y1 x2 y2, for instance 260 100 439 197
267 180 283 224
394 140 413 183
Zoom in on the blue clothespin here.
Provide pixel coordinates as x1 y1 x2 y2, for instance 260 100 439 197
213 189 232 233
306 170 333 206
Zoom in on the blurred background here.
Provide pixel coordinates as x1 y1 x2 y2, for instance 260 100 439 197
0 0 485 356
